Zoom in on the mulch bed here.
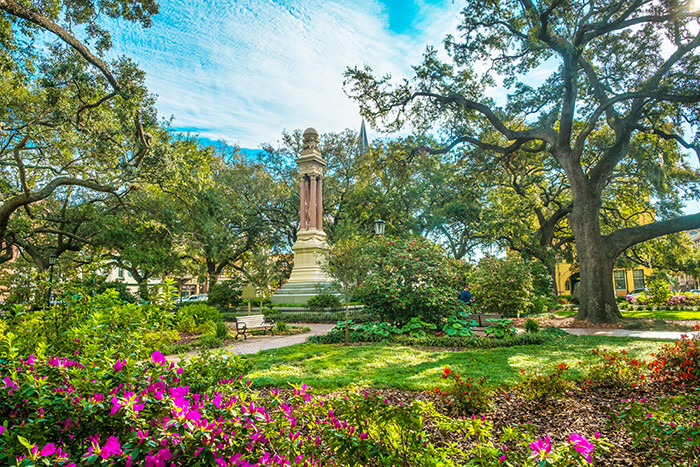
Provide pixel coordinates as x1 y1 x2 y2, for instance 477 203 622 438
353 381 697 466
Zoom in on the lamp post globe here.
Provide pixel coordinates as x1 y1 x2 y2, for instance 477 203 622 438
373 219 386 236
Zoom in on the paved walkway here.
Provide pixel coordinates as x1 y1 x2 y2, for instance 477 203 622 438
563 328 699 340
165 324 334 363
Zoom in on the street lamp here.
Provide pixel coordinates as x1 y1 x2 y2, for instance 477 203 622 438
47 254 57 307
373 219 386 236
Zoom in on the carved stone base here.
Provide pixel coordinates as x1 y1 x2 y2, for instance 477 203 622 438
271 229 334 304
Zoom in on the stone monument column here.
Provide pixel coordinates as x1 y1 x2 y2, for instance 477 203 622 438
271 127 333 304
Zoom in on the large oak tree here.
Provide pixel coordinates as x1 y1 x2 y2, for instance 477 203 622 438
345 0 700 323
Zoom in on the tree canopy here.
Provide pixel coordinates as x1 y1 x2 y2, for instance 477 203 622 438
345 0 700 323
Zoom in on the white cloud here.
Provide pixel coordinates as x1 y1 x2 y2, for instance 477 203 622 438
106 0 463 148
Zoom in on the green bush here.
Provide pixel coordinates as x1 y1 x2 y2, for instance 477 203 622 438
194 320 216 335
645 278 672 306
587 348 645 389
307 293 342 311
197 334 223 349
176 303 221 327
470 255 534 317
355 236 464 326
207 279 243 307
516 365 574 404
215 320 229 339
524 318 540 333
436 369 493 415
484 318 518 339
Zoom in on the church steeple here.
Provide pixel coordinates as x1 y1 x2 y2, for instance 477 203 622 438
358 119 369 153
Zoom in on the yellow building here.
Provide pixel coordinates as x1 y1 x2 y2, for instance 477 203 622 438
554 258 652 296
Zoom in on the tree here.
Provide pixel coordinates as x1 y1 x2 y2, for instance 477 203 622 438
240 245 288 314
345 0 700 323
0 0 162 263
325 236 367 345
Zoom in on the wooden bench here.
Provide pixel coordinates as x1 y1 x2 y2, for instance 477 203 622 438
234 314 275 340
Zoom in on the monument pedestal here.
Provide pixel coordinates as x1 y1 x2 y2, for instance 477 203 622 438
271 229 333 304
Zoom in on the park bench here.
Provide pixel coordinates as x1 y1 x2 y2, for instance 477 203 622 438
466 313 504 327
234 314 275 340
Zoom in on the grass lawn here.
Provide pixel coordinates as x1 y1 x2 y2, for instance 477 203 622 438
243 335 664 392
556 308 700 320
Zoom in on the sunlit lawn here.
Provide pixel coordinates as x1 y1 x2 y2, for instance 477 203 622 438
556 308 700 320
243 335 664 393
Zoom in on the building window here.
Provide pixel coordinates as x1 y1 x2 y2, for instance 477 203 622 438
613 270 626 290
117 268 124 279
565 280 570 291
633 270 645 290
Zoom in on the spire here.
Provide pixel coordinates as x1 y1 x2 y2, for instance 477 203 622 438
358 118 369 153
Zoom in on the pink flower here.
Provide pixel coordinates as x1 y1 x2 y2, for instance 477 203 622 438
110 396 122 416
569 433 594 463
0 426 5 435
101 436 123 459
38 443 56 457
499 454 506 463
151 351 166 366
114 359 126 372
530 435 552 460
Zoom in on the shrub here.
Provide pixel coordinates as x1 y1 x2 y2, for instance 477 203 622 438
307 293 342 311
176 303 221 327
649 331 700 384
434 368 492 415
207 279 244 307
273 321 290 333
443 312 477 337
215 320 229 339
587 348 647 390
355 236 463 326
541 326 570 337
400 316 437 338
194 320 217 335
611 392 700 464
197 334 222 349
516 365 574 404
356 321 402 338
524 318 540 334
470 255 534 317
484 318 517 339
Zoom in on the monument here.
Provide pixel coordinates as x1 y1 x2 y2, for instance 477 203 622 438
271 127 333 304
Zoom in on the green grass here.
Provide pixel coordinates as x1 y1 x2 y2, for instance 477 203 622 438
243 335 664 393
556 308 700 320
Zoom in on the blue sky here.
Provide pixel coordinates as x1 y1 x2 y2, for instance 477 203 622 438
107 0 463 149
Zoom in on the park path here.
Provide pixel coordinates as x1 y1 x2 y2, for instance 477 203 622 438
165 324 334 364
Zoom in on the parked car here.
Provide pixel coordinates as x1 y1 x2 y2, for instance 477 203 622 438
181 294 208 303
627 288 649 298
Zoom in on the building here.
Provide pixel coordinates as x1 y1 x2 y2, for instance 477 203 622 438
554 257 651 296
673 230 700 290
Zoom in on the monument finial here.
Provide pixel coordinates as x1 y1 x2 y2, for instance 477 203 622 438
302 127 320 151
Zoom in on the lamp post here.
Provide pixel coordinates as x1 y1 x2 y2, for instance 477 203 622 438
373 219 386 236
47 253 57 307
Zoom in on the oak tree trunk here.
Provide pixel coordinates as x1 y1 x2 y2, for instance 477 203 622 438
569 192 622 323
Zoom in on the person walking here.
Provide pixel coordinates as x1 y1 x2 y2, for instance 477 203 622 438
460 285 473 305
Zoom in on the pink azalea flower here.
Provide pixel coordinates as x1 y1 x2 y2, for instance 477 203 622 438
0 426 5 435
151 351 166 366
100 436 123 459
530 435 552 460
114 359 126 372
568 433 594 463
38 443 56 457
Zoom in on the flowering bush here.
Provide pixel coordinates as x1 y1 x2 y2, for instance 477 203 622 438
433 368 492 415
649 330 700 384
484 318 517 339
516 365 574 404
611 392 700 464
0 344 618 466
469 255 534 317
586 348 647 390
629 290 700 307
355 236 464 326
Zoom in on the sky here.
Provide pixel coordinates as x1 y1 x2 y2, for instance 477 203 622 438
107 0 464 149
